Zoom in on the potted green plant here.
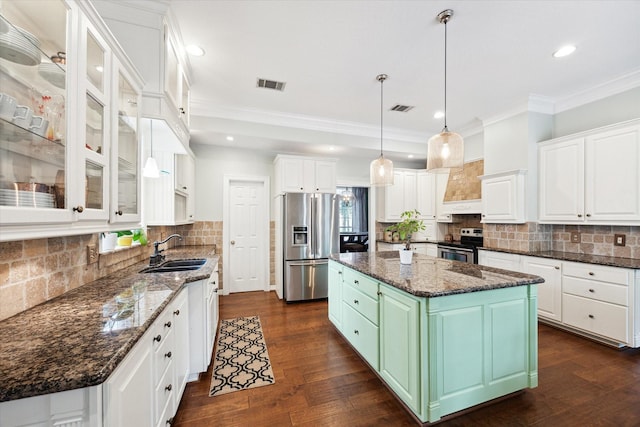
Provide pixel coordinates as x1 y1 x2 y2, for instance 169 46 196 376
385 210 425 264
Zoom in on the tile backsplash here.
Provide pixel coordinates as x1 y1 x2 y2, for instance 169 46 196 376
0 221 223 321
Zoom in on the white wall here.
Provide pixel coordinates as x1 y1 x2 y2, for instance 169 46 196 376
553 87 640 138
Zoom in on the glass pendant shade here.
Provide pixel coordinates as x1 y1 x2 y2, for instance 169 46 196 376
143 157 159 178
370 155 394 186
426 128 464 171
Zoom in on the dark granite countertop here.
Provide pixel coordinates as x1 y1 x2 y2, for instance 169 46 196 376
376 239 439 244
330 252 543 298
0 246 218 403
477 247 640 269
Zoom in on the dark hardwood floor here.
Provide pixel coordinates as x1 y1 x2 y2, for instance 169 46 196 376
173 291 640 426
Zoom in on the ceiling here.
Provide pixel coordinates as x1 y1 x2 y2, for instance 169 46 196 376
169 0 640 162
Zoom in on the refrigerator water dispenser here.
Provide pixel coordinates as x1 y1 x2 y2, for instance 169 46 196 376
292 226 308 245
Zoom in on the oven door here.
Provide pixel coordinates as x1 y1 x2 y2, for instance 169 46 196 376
437 245 476 264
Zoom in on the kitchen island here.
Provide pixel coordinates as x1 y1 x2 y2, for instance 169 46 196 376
328 252 544 424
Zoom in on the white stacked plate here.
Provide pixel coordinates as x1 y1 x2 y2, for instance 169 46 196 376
38 62 65 89
0 188 55 208
0 24 41 66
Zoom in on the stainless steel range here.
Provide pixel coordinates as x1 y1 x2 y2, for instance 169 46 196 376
437 228 483 264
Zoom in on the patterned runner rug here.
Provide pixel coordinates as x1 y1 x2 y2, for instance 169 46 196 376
209 316 275 397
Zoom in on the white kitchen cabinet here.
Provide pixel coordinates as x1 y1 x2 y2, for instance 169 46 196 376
93 2 191 149
144 150 195 225
376 169 417 222
561 261 637 346
522 256 562 322
188 263 220 380
539 120 640 225
435 172 453 222
273 155 337 194
171 290 190 411
0 0 143 242
478 249 521 271
480 170 526 224
416 171 437 220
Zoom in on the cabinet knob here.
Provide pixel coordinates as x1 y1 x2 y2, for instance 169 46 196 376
588 314 594 319
179 107 185 114
115 210 123 216
164 321 172 328
165 351 172 358
338 271 342 275
231 240 235 245
588 289 595 293
586 213 591 217
354 329 359 335
354 280 359 284
153 334 162 343
377 291 382 296
182 186 187 190
165 384 173 392
173 309 180 316
316 188 319 191
353 299 359 305
588 272 594 276
300 187 304 190
577 214 583 218
554 266 560 270
73 205 84 213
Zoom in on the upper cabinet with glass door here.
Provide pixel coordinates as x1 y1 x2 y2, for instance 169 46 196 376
0 0 73 228
0 0 143 241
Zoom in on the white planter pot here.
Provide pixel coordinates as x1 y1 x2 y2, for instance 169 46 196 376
399 249 413 265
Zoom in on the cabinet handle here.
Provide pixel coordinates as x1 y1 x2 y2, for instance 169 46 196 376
164 321 172 328
173 309 180 316
588 314 594 319
182 186 187 190
377 291 382 296
577 214 583 218
586 213 591 217
165 351 172 358
338 271 342 275
153 334 162 343
588 272 594 276
554 266 560 270
354 280 359 284
73 205 84 213
588 289 595 293
354 329 359 335
353 299 359 304
179 107 185 114
115 210 123 216
165 384 173 392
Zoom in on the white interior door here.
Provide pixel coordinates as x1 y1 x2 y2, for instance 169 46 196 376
226 178 268 293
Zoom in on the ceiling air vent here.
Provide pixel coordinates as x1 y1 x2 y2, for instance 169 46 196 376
390 104 414 113
256 78 286 91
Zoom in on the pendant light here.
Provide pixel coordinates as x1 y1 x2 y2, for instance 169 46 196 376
143 120 159 178
370 74 394 186
427 9 464 171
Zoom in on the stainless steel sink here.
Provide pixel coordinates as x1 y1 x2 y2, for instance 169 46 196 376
140 259 206 274
162 259 206 267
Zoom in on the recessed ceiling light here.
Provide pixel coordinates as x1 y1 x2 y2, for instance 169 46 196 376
186 44 205 57
408 154 414 159
433 111 444 119
553 45 576 58
329 146 335 151
226 136 234 141
95 65 103 73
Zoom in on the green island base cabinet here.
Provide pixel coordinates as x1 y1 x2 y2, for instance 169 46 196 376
328 257 540 423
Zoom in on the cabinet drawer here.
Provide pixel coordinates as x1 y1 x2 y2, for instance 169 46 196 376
343 282 379 325
563 262 630 286
342 268 379 300
154 362 174 424
153 328 174 384
342 303 379 370
562 294 628 343
151 309 174 348
562 276 628 306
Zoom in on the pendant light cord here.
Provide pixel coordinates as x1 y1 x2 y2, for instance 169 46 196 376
443 18 448 131
380 76 384 156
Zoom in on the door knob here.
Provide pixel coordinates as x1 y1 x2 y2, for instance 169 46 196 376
231 240 235 245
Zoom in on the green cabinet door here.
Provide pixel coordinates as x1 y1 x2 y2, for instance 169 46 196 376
379 284 422 416
328 260 343 331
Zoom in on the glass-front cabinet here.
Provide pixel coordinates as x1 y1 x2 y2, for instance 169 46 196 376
0 0 143 241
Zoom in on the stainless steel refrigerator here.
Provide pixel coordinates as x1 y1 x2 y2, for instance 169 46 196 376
283 192 339 302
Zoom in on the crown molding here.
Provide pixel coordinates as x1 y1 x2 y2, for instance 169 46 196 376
481 95 555 127
190 102 428 143
554 69 640 113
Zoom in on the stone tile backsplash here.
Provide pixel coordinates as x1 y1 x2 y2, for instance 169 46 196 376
0 221 223 321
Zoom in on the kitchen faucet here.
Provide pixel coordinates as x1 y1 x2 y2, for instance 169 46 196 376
150 234 183 265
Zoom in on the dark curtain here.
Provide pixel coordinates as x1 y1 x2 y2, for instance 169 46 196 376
352 187 368 232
